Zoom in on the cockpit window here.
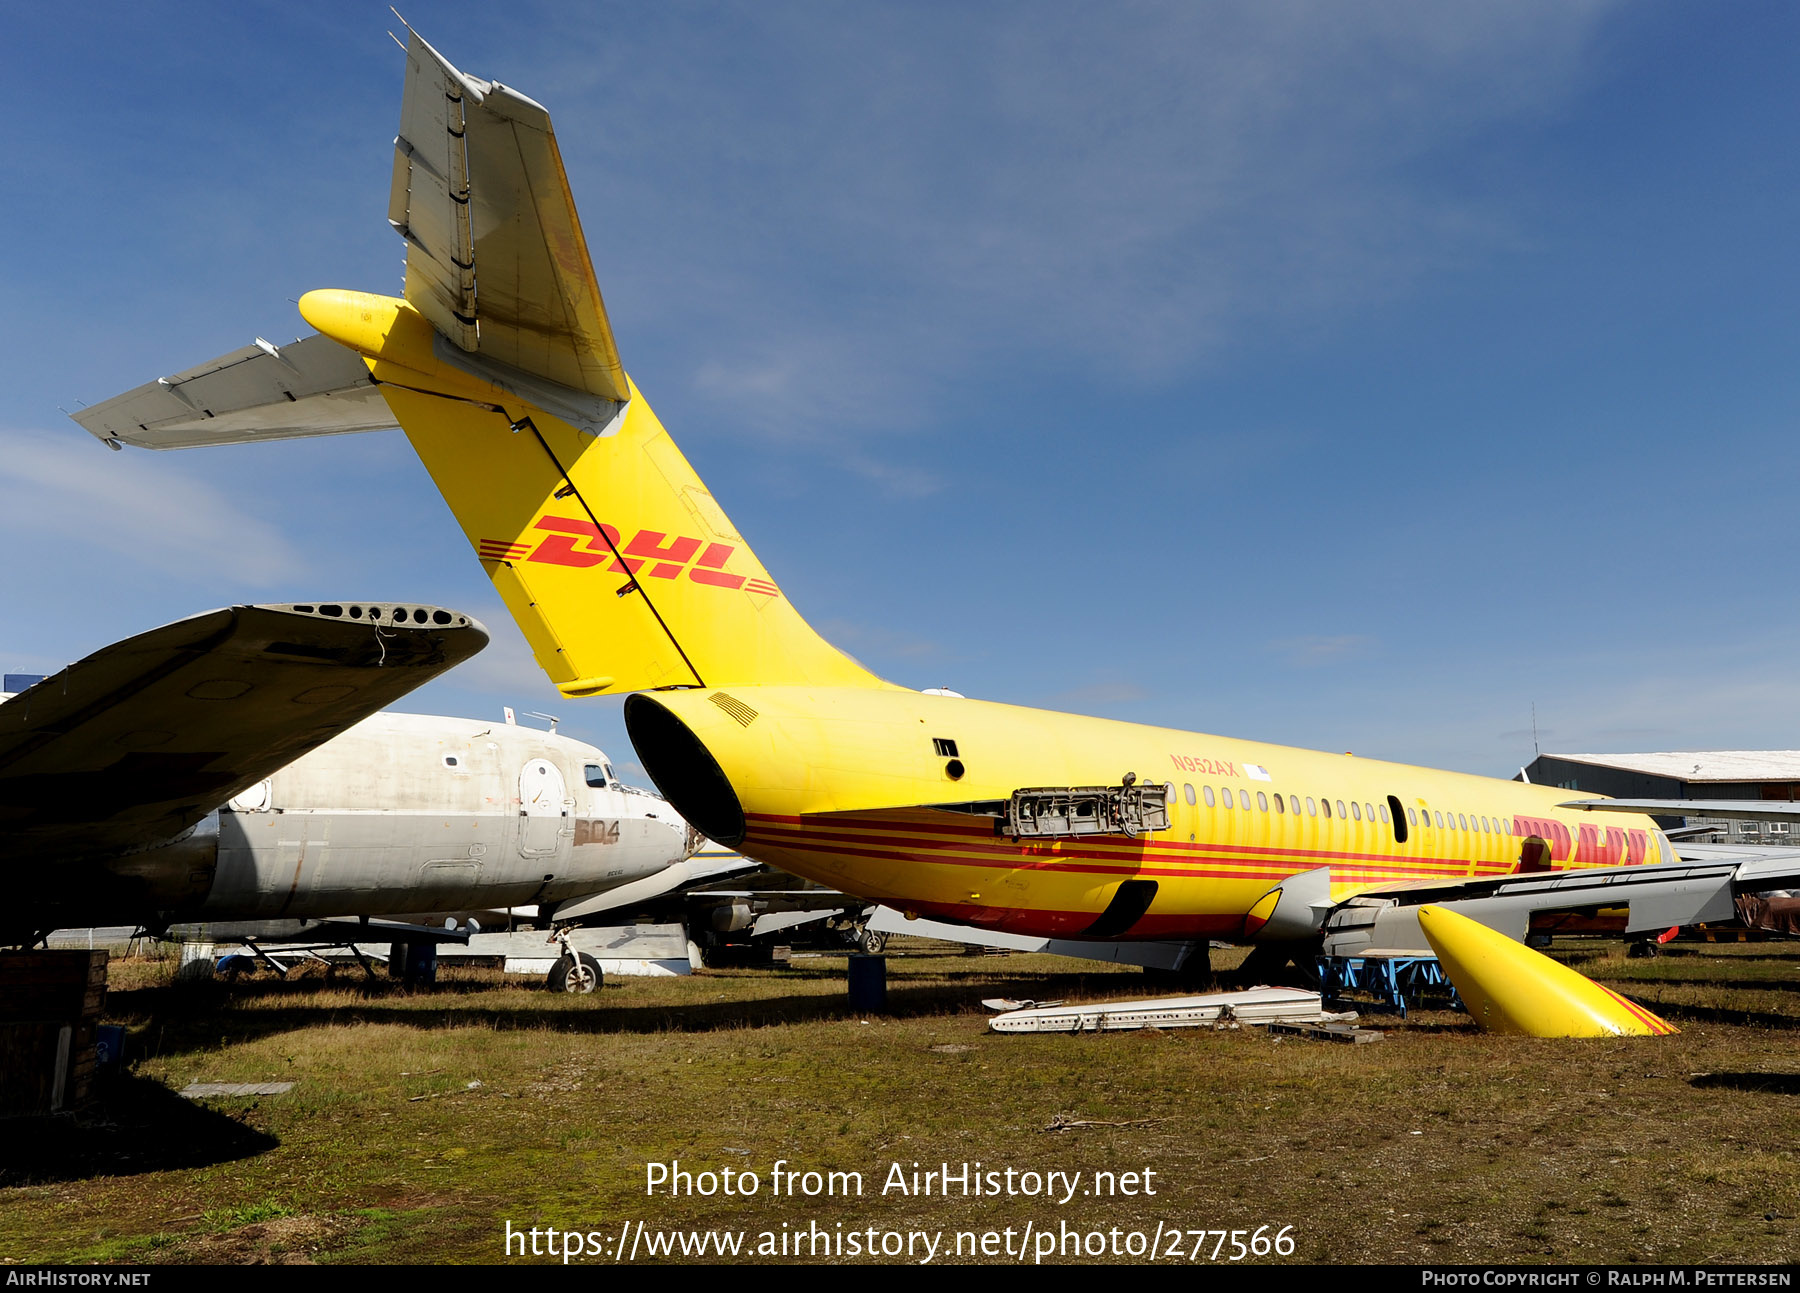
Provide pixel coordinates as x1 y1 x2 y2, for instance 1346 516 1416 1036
584 764 608 788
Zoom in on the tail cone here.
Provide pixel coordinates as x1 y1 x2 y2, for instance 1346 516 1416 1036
1418 905 1677 1038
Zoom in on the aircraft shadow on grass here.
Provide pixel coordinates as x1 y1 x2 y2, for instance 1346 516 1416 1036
0 1074 278 1186
104 970 1152 1053
1689 1071 1800 1095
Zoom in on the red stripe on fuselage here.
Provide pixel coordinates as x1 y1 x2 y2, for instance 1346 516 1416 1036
744 813 1510 877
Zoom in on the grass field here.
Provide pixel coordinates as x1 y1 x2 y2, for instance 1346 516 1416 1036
2 938 1797 1265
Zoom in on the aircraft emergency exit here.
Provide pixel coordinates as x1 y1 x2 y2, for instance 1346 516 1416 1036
73 28 1800 989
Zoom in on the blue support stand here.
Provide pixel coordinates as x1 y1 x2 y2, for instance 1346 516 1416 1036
1318 951 1462 1017
847 954 887 1012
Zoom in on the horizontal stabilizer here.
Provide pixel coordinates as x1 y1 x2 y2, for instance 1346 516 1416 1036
0 602 486 862
71 333 391 450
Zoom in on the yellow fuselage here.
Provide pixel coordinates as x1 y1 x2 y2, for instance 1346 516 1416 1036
633 685 1666 942
291 288 1664 946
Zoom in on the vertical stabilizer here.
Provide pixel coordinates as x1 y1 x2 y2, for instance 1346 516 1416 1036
299 290 884 698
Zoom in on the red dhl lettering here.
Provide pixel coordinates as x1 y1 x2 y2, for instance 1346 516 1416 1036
476 516 772 595
1514 815 1572 862
1576 823 1639 868
1170 755 1239 777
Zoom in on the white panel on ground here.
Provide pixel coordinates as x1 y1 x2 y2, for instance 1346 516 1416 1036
989 987 1352 1034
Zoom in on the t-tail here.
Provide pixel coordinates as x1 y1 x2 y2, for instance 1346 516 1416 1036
72 26 887 702
297 289 883 698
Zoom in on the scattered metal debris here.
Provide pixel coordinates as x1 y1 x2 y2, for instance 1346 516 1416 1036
1045 1114 1161 1132
989 987 1355 1034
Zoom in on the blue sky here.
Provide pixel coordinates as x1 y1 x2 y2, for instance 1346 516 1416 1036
4 1 1797 780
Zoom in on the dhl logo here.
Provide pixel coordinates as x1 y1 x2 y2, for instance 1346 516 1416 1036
1514 815 1571 862
1576 821 1648 867
477 517 780 598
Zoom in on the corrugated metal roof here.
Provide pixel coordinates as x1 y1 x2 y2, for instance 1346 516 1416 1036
1548 751 1800 782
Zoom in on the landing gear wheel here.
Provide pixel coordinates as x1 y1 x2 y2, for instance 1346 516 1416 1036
1626 940 1660 959
547 952 604 994
857 928 888 955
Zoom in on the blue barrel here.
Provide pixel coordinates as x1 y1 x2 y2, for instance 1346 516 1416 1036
94 1024 126 1070
846 954 887 1012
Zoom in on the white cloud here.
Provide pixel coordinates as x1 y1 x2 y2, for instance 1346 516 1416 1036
0 429 306 588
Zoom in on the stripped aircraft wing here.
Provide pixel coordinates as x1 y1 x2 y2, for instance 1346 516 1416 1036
544 851 760 924
1562 797 1800 825
1 603 486 863
1319 851 1800 955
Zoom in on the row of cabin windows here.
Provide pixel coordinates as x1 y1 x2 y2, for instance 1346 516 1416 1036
1163 781 1520 837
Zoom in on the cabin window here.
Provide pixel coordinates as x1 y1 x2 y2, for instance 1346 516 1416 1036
584 764 608 788
1289 795 1300 815
1256 791 1268 812
1240 789 1252 811
1204 785 1217 807
1458 813 1468 831
1336 799 1347 819
1350 801 1361 821
1220 786 1232 809
1434 811 1444 828
1480 816 1489 833
1378 802 1390 824
1406 807 1417 825
1321 798 1332 818
1305 797 1316 816
1271 792 1283 813
1364 803 1375 822
1184 783 1196 806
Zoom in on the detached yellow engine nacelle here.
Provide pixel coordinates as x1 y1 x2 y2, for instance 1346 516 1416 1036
1418 905 1677 1038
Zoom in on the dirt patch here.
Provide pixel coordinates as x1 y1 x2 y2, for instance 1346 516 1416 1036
154 1214 348 1265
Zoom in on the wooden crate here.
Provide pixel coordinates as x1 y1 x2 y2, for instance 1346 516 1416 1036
0 951 108 1117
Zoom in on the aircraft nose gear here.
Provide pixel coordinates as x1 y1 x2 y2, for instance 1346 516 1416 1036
546 930 603 994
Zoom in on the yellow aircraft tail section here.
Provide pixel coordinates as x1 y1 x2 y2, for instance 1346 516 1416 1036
298 290 887 697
